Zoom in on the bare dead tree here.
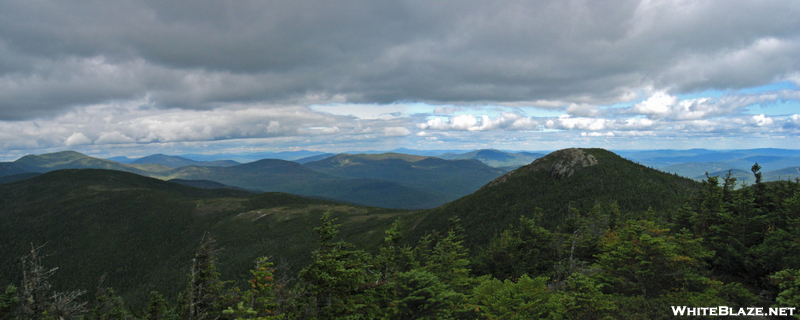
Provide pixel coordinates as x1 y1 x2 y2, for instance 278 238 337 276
18 243 87 320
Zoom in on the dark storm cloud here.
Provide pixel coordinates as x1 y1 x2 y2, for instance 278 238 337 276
1 0 799 120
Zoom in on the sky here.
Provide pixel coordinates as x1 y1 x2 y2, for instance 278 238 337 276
1 0 800 161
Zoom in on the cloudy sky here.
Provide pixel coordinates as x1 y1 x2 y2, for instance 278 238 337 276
1 0 799 160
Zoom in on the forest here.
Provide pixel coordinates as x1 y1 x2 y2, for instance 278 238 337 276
1 164 799 319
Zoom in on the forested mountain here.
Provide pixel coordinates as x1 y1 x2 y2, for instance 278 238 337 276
303 153 505 203
10 151 160 176
162 158 444 209
131 154 240 168
410 148 700 250
292 153 335 164
0 169 408 312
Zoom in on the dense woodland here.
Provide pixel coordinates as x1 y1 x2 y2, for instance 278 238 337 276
1 163 800 319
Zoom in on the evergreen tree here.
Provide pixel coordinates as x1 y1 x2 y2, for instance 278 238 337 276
594 220 713 298
388 270 461 320
298 210 377 319
144 291 176 320
0 285 18 320
770 269 800 319
470 274 557 319
88 287 132 320
414 217 472 292
473 215 555 280
223 257 283 319
180 234 227 320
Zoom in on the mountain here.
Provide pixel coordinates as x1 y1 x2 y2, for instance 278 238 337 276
163 158 443 209
619 148 800 171
440 149 545 169
293 153 336 164
132 154 239 167
167 178 258 192
387 148 472 156
764 166 800 182
693 169 754 186
303 153 505 204
0 172 41 184
10 151 159 177
3 151 445 209
409 148 699 249
106 156 136 163
0 162 28 177
0 169 408 309
179 150 330 163
659 161 740 178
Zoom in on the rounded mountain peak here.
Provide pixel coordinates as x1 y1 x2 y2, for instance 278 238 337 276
481 148 603 190
525 148 599 179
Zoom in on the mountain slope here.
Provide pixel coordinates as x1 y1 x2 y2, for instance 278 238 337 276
440 149 545 169
304 153 505 204
410 148 699 248
8 151 443 209
10 151 161 177
132 154 239 167
164 158 444 209
0 169 408 309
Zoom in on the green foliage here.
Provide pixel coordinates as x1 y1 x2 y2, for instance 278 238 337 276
143 291 177 320
298 211 378 319
179 235 229 320
473 215 555 280
0 169 406 309
470 274 557 319
771 269 800 319
414 217 472 292
594 220 713 298
87 287 133 320
223 257 284 319
553 273 616 320
0 285 18 320
388 270 461 320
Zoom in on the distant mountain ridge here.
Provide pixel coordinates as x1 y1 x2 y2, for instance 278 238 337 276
303 153 505 204
440 149 545 169
1 150 500 209
132 154 239 167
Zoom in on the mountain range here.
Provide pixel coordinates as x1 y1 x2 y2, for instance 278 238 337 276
0 147 705 309
0 150 511 209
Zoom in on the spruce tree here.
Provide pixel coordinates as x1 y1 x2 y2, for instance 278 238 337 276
180 234 226 320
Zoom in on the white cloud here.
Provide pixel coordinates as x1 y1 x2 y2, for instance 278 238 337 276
417 112 539 131
95 131 136 144
580 132 615 137
321 127 340 134
384 127 411 137
64 132 92 146
750 114 774 127
631 92 678 116
546 116 608 131
567 103 600 117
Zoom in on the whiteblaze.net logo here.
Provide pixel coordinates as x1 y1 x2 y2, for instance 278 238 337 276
671 306 796 317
